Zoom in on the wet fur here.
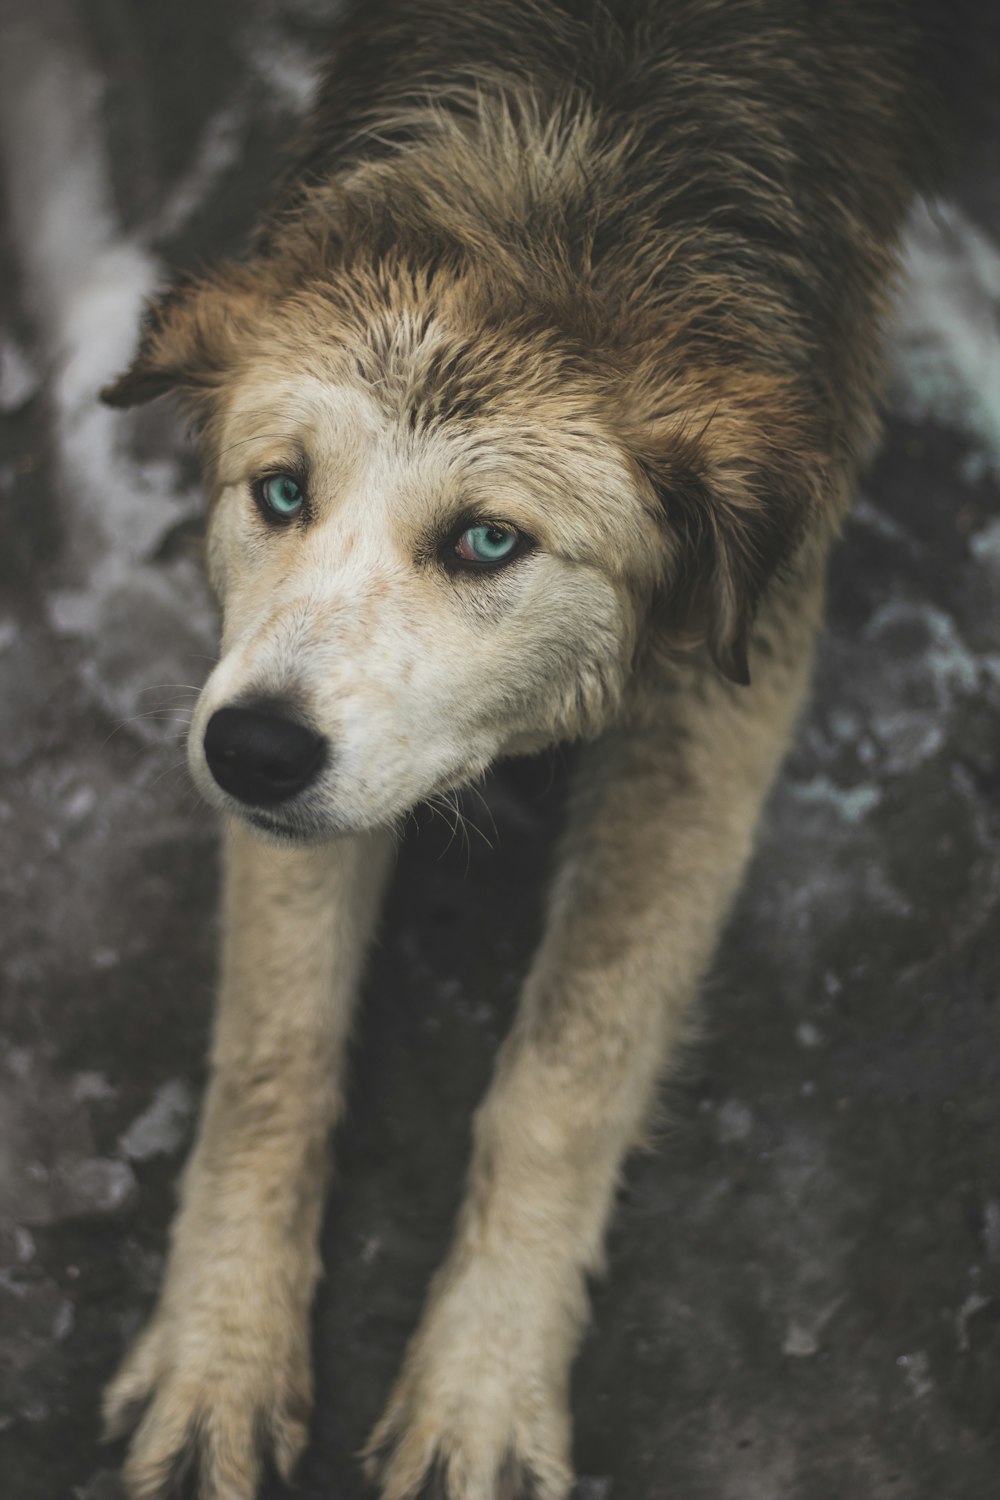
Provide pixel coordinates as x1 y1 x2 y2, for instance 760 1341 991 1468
100 2 978 1496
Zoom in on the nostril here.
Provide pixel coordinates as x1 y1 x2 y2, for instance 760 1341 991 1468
203 703 326 806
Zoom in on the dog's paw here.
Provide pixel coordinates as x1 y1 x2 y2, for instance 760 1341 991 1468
103 1300 312 1500
362 1278 574 1500
364 1370 572 1500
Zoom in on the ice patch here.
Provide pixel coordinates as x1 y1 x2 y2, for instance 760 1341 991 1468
0 332 39 412
52 1298 75 1341
852 496 910 545
791 775 881 824
962 448 992 485
54 1156 136 1216
575 1479 612 1500
245 28 321 114
859 601 981 772
716 1099 754 1144
956 1292 992 1354
970 517 1000 576
118 1079 194 1161
892 199 1000 470
0 8 214 719
781 1295 844 1358
1 1050 138 1224
796 1022 824 1049
63 785 97 822
896 1350 934 1400
152 104 248 242
865 601 978 695
13 1226 36 1263
869 713 945 773
983 1200 1000 1263
71 1071 115 1104
0 25 163 559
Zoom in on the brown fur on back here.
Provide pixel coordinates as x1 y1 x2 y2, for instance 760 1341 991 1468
107 0 962 680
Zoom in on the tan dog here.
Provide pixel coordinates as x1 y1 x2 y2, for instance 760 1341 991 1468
99 2 967 1496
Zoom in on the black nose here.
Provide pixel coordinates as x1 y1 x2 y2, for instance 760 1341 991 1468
203 703 326 806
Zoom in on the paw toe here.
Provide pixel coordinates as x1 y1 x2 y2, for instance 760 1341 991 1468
103 1326 163 1442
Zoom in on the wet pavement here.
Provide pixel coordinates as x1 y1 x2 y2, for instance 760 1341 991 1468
1 3 999 1498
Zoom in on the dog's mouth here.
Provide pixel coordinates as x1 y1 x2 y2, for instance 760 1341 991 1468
244 808 303 840
235 801 359 845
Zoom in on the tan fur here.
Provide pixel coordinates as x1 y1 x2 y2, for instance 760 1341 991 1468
104 825 393 1495
99 1 954 1495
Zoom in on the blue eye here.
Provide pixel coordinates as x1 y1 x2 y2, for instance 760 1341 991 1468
259 474 305 520
454 523 519 565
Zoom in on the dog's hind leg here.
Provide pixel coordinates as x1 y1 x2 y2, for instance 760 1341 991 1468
365 575 822 1500
105 821 393 1500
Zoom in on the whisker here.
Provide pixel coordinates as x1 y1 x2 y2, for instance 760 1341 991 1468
101 710 195 747
432 792 474 873
150 757 193 790
428 794 461 861
461 783 498 851
450 792 473 867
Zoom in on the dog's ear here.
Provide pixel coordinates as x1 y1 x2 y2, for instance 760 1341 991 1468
651 460 807 686
633 378 824 685
101 266 267 413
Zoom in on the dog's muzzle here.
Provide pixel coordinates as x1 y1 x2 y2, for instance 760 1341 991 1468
203 702 326 807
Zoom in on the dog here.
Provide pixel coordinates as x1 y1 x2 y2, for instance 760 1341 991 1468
98 2 983 1496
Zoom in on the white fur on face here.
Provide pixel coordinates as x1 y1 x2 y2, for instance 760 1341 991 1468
188 370 656 840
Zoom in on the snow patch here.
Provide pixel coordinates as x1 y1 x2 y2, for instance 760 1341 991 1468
956 1292 992 1353
575 1479 612 1500
858 601 982 772
896 1350 934 1400
118 1079 194 1161
55 1157 136 1216
245 29 322 114
865 601 978 695
71 1071 115 1104
0 332 39 412
791 775 881 824
52 1298 75 1341
716 1099 754 1144
782 1295 844 1358
983 1200 1000 1263
892 199 1000 470
0 11 213 724
796 1022 824 1050
152 105 249 242
970 518 1000 575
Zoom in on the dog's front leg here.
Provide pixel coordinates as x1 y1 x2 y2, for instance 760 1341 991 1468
366 636 814 1500
105 820 393 1500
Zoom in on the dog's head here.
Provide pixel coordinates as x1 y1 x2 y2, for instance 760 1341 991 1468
105 239 824 841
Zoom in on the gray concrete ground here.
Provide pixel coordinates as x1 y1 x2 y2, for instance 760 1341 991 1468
1 3 999 1498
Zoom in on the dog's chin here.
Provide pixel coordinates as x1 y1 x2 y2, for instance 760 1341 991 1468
192 785 363 846
240 808 328 846
236 802 378 846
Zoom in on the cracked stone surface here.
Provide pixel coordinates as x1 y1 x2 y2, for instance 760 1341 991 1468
1 4 999 1498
